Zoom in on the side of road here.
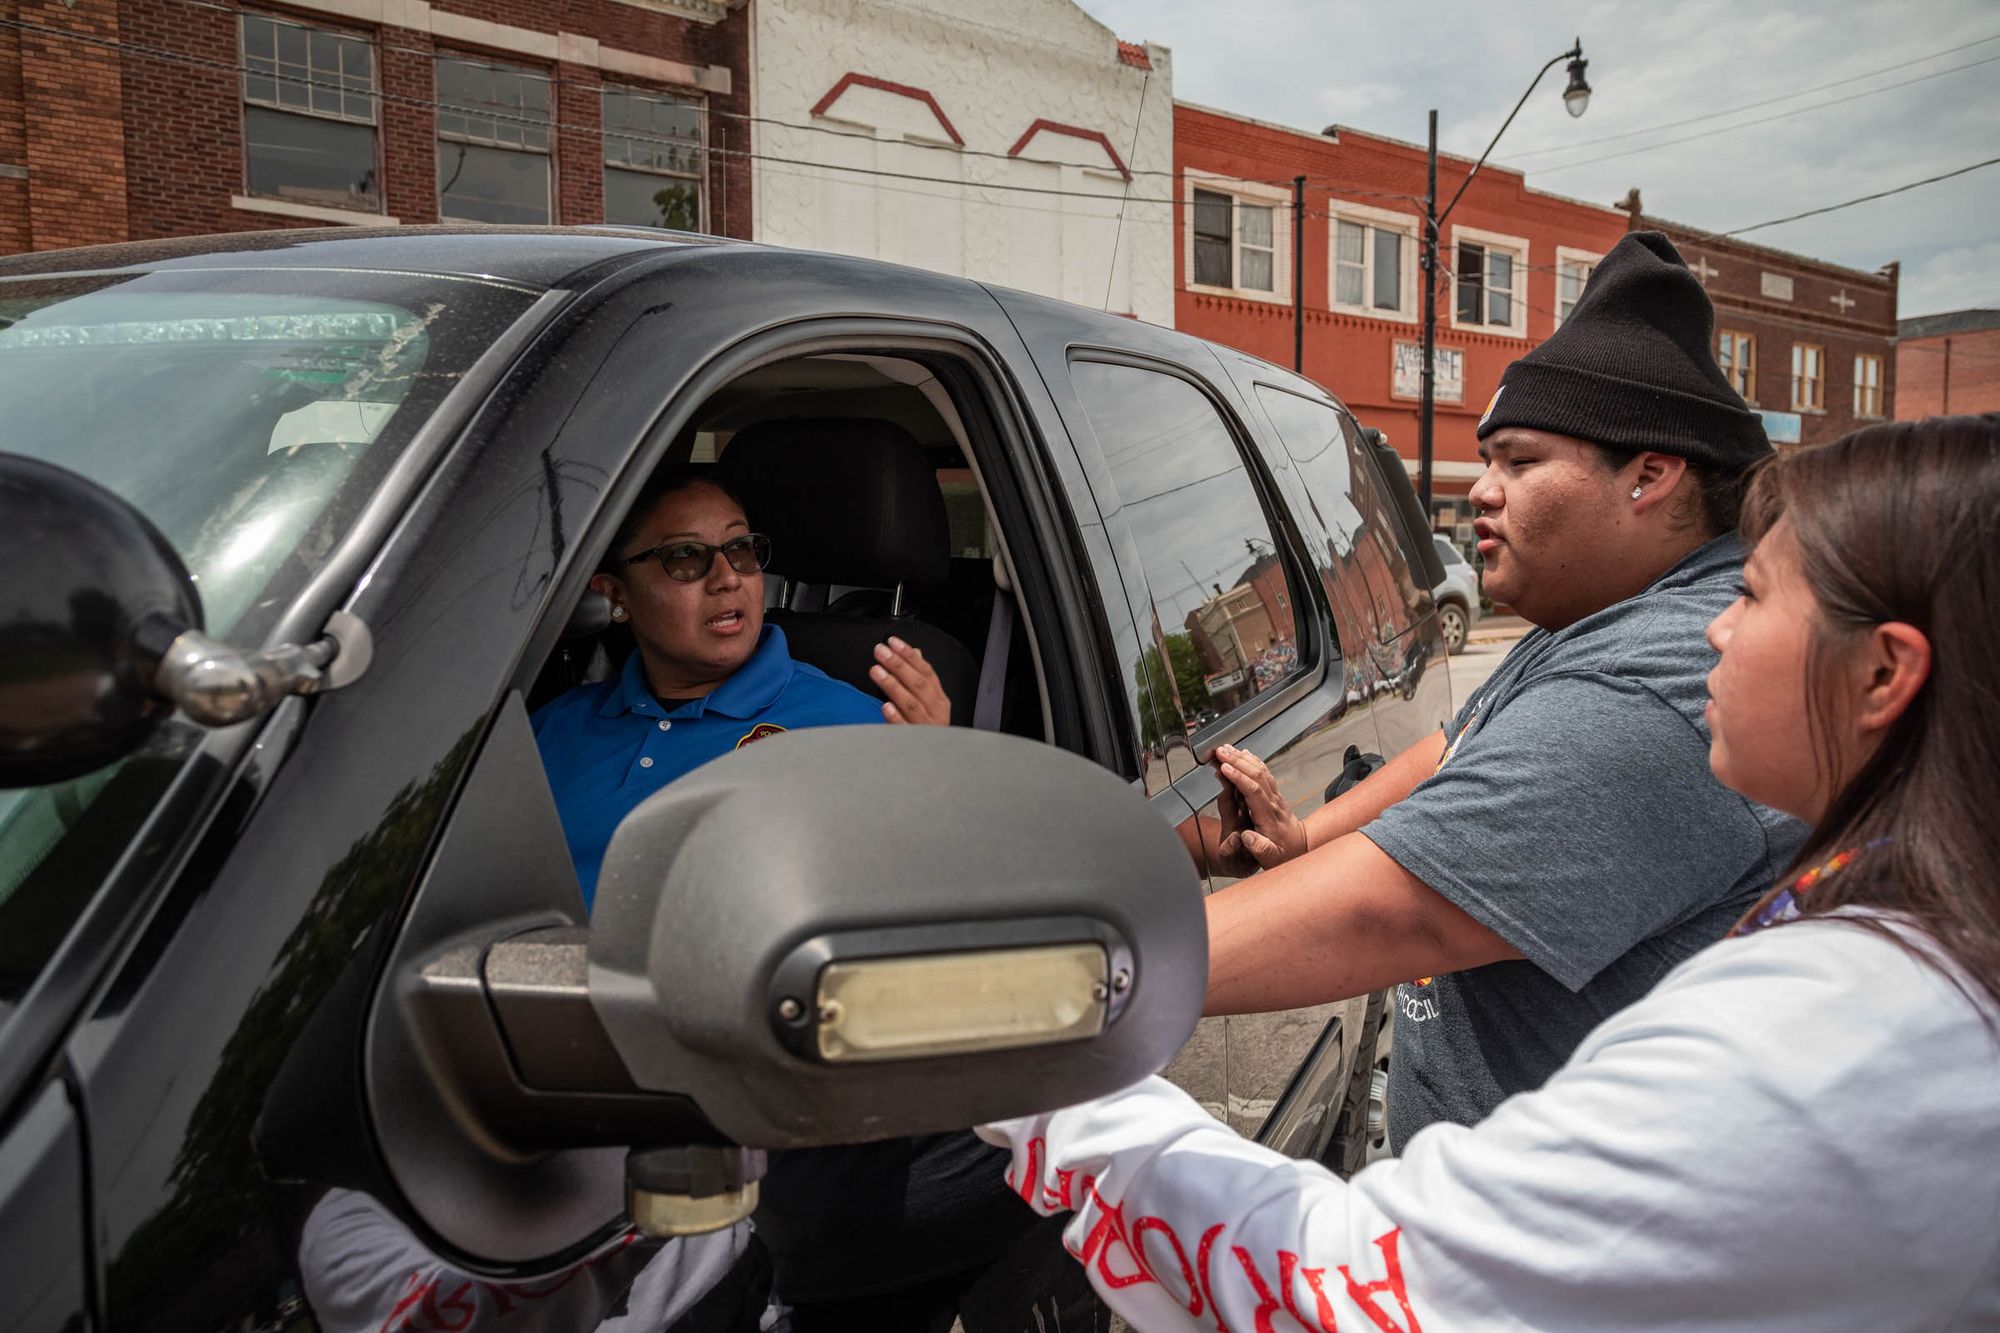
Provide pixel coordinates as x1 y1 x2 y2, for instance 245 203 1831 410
1468 614 1531 644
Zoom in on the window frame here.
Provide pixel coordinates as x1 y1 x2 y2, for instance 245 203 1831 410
1792 342 1826 413
1328 201 1418 323
601 83 708 232
1554 245 1602 327
238 11 383 214
1718 329 1757 403
1066 351 1324 752
1183 172 1291 306
1854 352 1884 418
1447 224 1529 338
435 53 556 225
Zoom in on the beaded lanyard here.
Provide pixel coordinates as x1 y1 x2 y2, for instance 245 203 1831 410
1733 838 1892 938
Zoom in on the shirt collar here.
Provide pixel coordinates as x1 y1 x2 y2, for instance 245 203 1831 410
597 624 797 721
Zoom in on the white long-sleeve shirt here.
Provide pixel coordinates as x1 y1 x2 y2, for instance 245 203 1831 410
981 919 2000 1331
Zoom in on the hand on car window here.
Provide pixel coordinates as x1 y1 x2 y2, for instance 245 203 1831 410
873 637 951 726
1214 745 1308 871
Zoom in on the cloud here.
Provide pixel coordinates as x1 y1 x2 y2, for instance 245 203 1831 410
1315 82 1403 122
1076 0 1997 316
1899 238 2000 317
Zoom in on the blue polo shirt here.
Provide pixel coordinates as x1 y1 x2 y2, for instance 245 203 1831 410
532 626 882 905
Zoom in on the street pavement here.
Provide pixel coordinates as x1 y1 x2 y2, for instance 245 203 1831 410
1447 617 1531 705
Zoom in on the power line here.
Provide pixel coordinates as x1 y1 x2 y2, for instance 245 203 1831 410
1715 156 2000 238
1500 32 2000 161
1526 53 2000 177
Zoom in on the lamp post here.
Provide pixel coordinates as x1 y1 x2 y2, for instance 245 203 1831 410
1417 39 1591 514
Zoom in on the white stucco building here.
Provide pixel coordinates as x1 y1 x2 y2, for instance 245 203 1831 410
751 0 1174 326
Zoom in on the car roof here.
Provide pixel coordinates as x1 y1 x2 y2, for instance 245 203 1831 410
0 224 736 290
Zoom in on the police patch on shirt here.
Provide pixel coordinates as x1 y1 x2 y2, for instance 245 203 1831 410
736 722 788 748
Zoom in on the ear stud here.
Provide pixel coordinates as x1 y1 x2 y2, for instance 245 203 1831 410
1631 486 1643 500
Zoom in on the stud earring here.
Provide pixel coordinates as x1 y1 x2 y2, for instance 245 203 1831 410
1631 486 1644 500
611 605 628 621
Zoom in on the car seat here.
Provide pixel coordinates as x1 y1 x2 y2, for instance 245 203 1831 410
716 418 979 724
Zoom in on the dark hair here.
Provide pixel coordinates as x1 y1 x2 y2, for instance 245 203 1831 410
600 466 748 573
1590 444 1751 534
1737 413 2000 1015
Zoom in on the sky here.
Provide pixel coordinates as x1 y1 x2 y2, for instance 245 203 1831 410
1075 0 1999 319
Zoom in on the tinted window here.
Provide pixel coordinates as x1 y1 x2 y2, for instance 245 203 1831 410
1072 361 1306 742
1256 387 1423 645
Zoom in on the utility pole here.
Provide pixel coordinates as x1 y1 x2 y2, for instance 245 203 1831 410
1292 175 1307 373
1419 112 1439 514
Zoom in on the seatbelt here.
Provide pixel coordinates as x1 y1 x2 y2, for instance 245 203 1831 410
975 583 1016 731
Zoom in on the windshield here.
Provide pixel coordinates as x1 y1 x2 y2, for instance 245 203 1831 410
0 265 543 1026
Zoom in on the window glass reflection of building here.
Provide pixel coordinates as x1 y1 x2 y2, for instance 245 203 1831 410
1256 387 1420 648
1071 361 1307 737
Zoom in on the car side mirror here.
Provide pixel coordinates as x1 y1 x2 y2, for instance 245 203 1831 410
0 453 370 786
397 722 1207 1247
0 453 202 785
590 723 1206 1145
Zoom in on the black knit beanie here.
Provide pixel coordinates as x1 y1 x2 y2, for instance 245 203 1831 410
1475 231 1770 470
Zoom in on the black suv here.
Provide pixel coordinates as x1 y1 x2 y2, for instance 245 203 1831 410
0 227 1452 1332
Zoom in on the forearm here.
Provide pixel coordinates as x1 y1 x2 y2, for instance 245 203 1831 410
983 1079 1432 1333
1202 830 1517 1015
1300 729 1445 851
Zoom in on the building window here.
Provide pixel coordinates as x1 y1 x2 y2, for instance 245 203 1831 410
1792 343 1825 412
1718 330 1756 401
1330 204 1415 319
1556 248 1600 325
241 14 379 212
1189 183 1284 297
1450 227 1527 336
1854 353 1883 417
603 86 705 231
436 56 552 224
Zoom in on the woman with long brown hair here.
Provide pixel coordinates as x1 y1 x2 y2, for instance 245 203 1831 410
982 414 2000 1332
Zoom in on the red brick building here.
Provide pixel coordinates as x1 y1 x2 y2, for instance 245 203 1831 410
1897 309 2000 418
1636 208 1898 448
1 0 750 253
1173 102 1630 523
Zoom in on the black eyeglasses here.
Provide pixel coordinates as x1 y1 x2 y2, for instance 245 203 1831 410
620 533 772 582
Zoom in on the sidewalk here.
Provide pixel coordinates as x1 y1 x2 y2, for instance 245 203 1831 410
1467 614 1531 644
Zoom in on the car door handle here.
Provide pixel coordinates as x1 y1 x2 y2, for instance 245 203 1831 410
1324 744 1385 803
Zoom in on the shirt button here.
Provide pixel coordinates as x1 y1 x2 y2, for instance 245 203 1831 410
658 720 672 731
640 757 655 768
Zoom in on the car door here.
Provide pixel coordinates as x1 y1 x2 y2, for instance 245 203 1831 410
988 288 1380 1154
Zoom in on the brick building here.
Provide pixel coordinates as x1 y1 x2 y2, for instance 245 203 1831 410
1172 102 1629 523
1635 207 1899 448
1897 309 2000 418
1 0 750 253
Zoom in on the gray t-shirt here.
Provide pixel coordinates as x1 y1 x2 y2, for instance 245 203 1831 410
1366 534 1804 1150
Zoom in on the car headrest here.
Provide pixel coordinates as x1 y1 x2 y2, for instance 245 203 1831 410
717 418 949 589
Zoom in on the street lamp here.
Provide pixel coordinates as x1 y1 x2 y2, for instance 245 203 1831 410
1417 40 1591 514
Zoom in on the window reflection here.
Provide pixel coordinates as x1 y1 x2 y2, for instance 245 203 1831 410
1072 361 1306 743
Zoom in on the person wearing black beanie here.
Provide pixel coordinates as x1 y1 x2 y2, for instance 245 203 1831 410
1190 229 1804 1161
1476 229 1770 471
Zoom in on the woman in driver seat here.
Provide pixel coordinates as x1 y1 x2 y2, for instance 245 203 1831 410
532 464 1089 1333
533 465 949 907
